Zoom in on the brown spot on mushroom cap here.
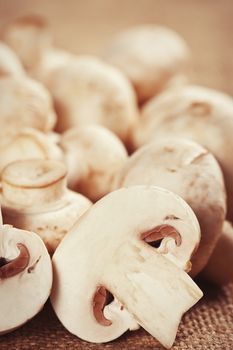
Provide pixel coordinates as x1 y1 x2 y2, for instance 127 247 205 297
0 243 30 279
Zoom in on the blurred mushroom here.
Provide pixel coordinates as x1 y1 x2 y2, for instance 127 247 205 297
51 186 202 348
0 41 25 77
102 25 189 104
0 224 52 334
60 125 127 202
1 159 92 254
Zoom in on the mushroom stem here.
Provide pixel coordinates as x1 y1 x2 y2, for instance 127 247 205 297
0 243 30 279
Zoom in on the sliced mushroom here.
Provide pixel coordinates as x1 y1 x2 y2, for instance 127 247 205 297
42 55 139 145
201 221 233 285
2 14 52 70
0 41 25 77
51 186 202 348
0 76 56 134
115 138 226 276
133 85 233 221
1 159 92 254
0 127 63 174
102 25 189 104
0 224 52 334
60 125 128 201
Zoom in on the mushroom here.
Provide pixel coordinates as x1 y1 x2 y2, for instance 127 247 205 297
0 224 52 334
115 138 226 277
43 55 139 146
201 221 233 285
60 125 128 202
133 85 233 221
102 25 189 104
0 41 25 77
0 159 92 254
0 76 56 134
51 186 203 348
0 127 63 174
2 14 52 70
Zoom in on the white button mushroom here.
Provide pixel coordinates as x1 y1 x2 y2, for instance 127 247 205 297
133 85 233 221
0 160 92 254
115 138 226 277
0 224 52 334
51 186 203 348
0 41 25 77
102 25 189 104
0 76 56 134
60 125 128 202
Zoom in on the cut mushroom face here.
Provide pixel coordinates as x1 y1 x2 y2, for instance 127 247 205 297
133 85 233 221
115 138 226 276
201 221 233 285
0 127 63 174
60 125 128 202
0 41 25 77
0 76 56 133
102 25 189 104
51 186 202 348
1 159 92 254
43 55 139 145
0 224 52 334
2 14 52 70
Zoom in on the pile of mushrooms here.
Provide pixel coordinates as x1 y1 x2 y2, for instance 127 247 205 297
0 13 232 349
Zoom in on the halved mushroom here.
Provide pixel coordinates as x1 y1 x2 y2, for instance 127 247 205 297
115 138 226 277
60 125 128 202
0 76 56 134
102 25 189 104
1 159 92 254
0 128 63 174
0 224 52 334
133 85 233 221
2 14 52 70
201 221 233 285
51 186 203 348
0 41 25 77
43 55 139 145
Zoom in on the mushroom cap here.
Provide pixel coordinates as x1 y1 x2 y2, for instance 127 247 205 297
0 224 52 334
133 85 233 220
1 159 92 254
0 76 56 133
0 127 63 174
2 14 52 70
0 41 25 77
60 125 128 201
45 55 139 144
51 186 202 347
102 25 189 104
115 138 226 276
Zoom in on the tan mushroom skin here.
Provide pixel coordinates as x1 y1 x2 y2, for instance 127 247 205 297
51 186 202 348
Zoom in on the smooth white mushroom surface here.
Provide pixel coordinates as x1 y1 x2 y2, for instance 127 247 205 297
51 186 202 348
43 55 139 145
0 128 63 174
133 85 233 221
201 221 233 285
0 41 25 77
0 224 52 334
60 125 128 202
115 138 226 277
102 25 189 104
0 76 56 134
1 159 92 254
2 14 52 70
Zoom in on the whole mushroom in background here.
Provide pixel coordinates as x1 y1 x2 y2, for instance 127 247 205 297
115 138 226 277
132 85 233 221
0 41 25 77
0 224 52 334
0 159 92 254
60 125 128 202
102 25 189 104
51 186 202 348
